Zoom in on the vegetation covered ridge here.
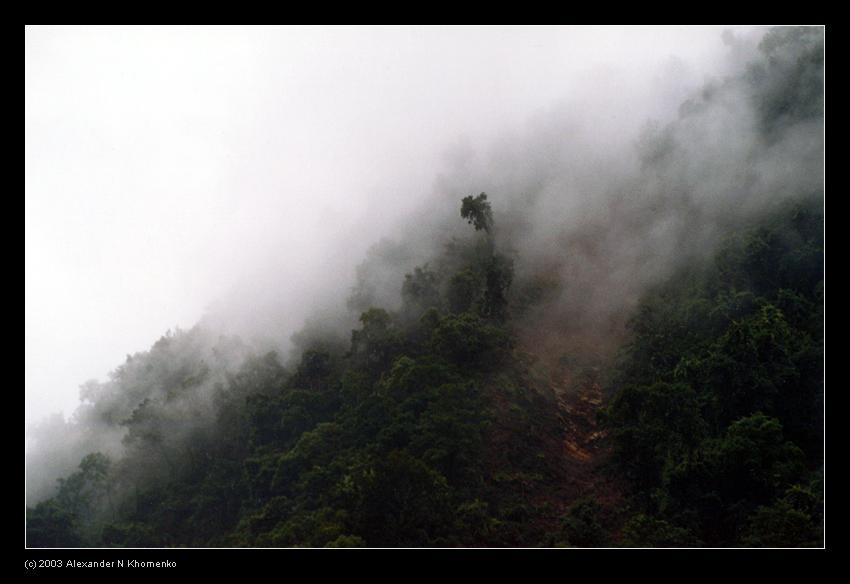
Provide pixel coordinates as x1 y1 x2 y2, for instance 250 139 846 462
26 27 823 548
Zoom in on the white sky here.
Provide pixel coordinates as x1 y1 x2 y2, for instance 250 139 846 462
25 25 755 428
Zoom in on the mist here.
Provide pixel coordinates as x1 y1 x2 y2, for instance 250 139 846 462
25 25 822 509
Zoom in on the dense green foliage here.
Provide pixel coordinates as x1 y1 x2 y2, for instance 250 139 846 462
601 196 824 546
29 191 822 548
27 197 568 548
26 27 823 548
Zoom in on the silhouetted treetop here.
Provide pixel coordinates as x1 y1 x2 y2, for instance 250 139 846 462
461 193 493 233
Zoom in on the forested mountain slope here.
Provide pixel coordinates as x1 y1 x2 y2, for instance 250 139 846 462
26 26 823 548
